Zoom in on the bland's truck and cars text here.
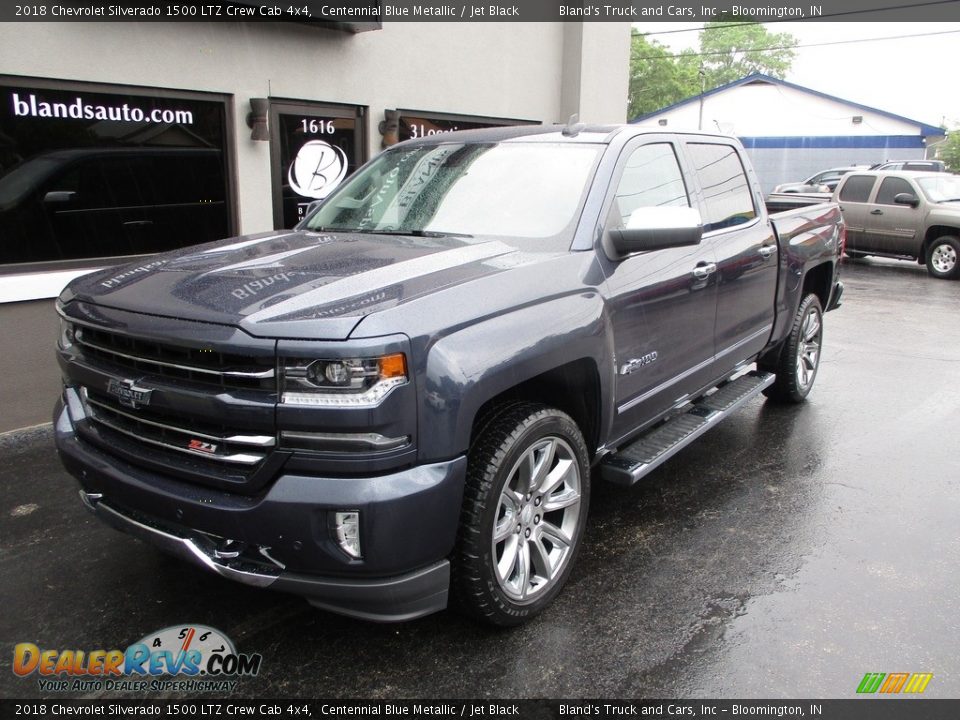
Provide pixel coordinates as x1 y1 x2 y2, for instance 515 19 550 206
52 125 844 626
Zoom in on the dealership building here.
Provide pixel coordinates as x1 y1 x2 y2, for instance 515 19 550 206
631 73 945 195
0 17 631 432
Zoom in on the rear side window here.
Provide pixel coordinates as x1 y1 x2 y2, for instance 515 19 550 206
839 175 876 203
611 143 689 228
685 143 756 233
875 177 915 205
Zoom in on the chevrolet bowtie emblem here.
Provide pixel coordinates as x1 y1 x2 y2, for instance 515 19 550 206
106 378 153 409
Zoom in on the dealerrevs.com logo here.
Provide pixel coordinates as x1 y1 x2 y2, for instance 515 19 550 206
12 624 262 693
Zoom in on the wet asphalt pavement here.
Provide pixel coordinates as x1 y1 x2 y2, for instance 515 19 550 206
2 256 959 700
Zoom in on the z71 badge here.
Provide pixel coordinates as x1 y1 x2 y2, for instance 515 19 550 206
106 378 153 409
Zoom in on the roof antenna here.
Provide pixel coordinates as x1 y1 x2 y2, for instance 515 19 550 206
562 114 585 137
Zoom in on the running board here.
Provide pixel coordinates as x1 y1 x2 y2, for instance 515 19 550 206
600 371 775 486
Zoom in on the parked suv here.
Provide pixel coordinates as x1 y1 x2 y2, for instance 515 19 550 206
835 170 960 278
870 160 946 173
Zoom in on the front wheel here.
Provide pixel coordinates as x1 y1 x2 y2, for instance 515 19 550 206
762 294 824 403
453 403 590 626
926 236 960 279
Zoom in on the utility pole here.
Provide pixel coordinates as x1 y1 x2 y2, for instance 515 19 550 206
698 65 706 131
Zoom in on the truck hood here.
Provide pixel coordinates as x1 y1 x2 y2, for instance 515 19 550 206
62 230 523 339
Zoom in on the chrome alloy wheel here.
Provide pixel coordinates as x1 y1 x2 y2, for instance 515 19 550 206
931 243 958 275
796 305 822 393
491 436 582 603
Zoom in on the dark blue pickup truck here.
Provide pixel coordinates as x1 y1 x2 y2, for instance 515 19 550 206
54 125 844 626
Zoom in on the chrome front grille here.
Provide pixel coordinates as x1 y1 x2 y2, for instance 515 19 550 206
73 325 275 391
82 390 273 466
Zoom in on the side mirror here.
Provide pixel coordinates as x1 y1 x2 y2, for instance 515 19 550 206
43 190 77 204
609 206 703 257
894 192 919 208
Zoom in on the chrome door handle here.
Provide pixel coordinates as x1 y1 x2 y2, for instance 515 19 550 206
692 263 717 280
870 209 883 215
759 245 776 259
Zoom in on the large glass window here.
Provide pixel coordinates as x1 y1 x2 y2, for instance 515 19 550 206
0 78 231 269
685 143 756 233
270 100 365 229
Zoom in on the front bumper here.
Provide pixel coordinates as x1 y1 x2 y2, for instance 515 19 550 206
55 395 466 622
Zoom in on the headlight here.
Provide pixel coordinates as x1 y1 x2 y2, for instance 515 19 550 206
59 318 75 350
281 353 407 407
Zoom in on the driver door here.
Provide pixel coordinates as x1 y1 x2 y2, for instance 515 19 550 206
598 138 718 442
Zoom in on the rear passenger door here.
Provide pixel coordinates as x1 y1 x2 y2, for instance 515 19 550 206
836 175 878 252
683 141 777 365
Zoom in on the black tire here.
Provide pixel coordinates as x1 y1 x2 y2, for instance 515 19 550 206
452 402 590 627
845 251 868 260
925 235 960 279
761 294 824 403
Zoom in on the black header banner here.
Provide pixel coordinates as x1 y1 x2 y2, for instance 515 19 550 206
4 699 960 719
3 0 960 23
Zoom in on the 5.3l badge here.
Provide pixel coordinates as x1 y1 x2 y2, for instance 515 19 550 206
106 378 153 409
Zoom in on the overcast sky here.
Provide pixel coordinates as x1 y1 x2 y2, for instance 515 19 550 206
635 22 960 129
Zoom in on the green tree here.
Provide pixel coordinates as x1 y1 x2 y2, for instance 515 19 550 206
628 22 798 119
939 130 960 171
699 20 798 88
628 32 701 118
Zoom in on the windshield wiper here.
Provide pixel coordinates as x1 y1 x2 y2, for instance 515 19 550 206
307 227 473 238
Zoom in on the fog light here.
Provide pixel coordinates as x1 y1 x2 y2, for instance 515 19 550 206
335 511 362 559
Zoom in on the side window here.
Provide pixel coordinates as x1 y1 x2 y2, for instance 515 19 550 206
838 175 876 203
685 143 756 233
875 177 915 205
610 143 689 229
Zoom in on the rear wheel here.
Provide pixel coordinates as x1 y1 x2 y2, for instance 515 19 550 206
453 403 590 626
926 236 960 279
845 251 868 260
761 294 823 403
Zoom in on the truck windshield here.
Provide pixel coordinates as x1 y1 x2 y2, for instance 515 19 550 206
917 175 960 203
303 142 601 244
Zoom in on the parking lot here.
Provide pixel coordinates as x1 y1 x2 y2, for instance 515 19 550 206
2 256 959 700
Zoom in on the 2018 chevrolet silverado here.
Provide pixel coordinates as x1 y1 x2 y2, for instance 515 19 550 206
54 125 844 626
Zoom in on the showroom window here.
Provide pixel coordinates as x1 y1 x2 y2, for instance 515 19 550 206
0 77 233 270
393 110 535 143
269 100 366 229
